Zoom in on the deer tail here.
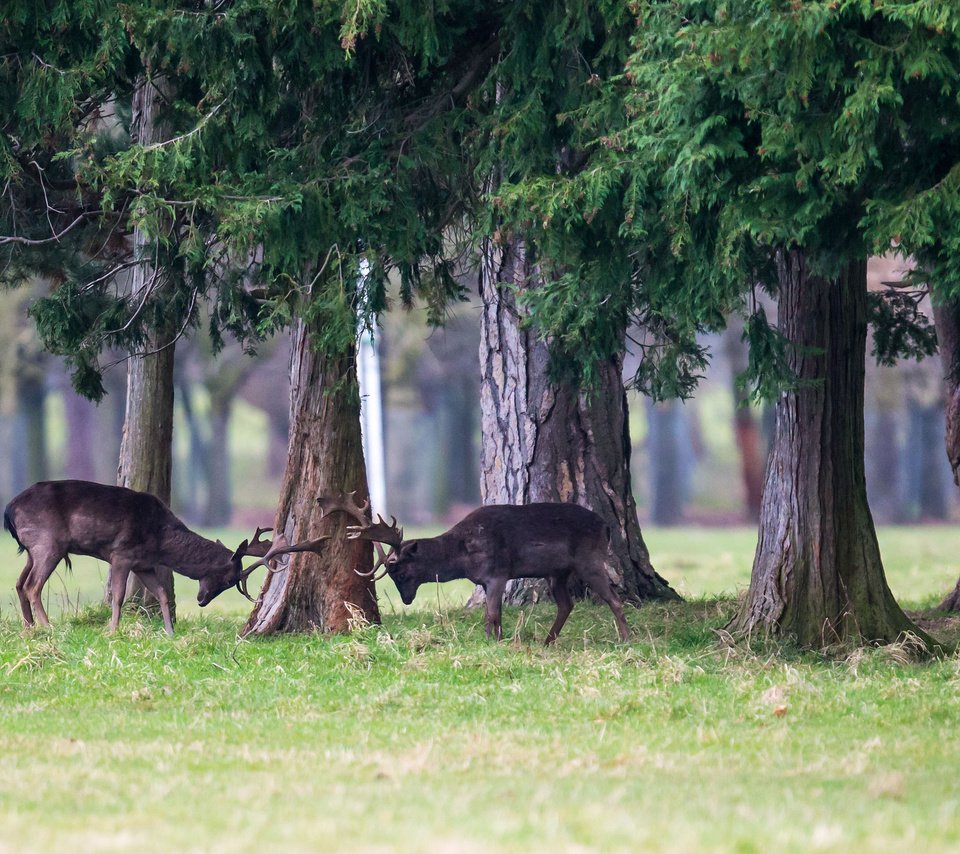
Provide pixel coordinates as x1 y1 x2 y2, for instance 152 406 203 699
3 506 25 554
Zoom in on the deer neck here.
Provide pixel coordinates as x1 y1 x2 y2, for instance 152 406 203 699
420 536 471 583
158 525 233 579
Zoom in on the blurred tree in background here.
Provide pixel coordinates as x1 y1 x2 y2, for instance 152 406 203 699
4 1 960 644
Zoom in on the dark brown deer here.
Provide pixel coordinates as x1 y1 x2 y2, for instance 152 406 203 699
316 493 630 644
3 480 324 636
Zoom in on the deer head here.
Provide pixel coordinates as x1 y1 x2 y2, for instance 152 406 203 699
316 492 410 592
196 527 279 607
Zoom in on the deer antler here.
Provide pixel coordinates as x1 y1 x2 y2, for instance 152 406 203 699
227 528 276 599
243 526 274 558
235 533 332 599
316 492 405 580
346 514 404 549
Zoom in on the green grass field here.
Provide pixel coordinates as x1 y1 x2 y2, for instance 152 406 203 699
2 526 960 852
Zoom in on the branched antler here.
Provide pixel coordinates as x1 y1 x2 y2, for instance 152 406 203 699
316 492 405 580
243 526 274 558
234 533 332 599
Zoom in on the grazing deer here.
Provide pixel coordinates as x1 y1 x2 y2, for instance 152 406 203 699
313 493 631 644
3 480 324 635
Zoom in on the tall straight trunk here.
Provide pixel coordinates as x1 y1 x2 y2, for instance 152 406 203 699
931 297 960 610
116 333 176 608
730 251 922 647
475 238 676 607
242 321 380 635
111 75 177 618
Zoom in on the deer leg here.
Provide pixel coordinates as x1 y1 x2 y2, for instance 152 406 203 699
544 574 574 646
16 552 35 627
483 577 507 641
133 570 175 637
24 550 62 628
584 568 630 642
108 563 132 633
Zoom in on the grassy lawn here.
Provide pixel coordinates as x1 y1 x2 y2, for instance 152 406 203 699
2 527 960 852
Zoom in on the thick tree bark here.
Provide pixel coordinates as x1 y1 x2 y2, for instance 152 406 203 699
110 75 177 619
729 251 923 648
242 321 380 635
116 333 177 614
473 239 676 608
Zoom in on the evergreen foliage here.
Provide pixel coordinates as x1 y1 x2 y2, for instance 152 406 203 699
2 1 496 398
494 0 960 397
6 2 960 401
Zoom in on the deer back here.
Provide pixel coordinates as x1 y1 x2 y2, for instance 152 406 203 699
4 480 232 574
400 503 609 583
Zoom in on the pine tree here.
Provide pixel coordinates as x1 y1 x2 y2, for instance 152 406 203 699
507 0 960 648
4 2 497 633
465 3 677 606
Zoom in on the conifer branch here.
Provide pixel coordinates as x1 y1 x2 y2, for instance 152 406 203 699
0 211 97 246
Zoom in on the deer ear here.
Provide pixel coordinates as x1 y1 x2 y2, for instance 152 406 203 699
231 539 249 562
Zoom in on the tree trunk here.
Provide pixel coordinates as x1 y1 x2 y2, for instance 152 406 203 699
110 74 177 619
116 333 177 614
242 321 380 635
931 297 960 610
473 238 676 608
729 251 923 648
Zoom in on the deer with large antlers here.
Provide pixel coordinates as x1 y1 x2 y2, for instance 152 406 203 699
2 480 320 636
316 493 630 644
